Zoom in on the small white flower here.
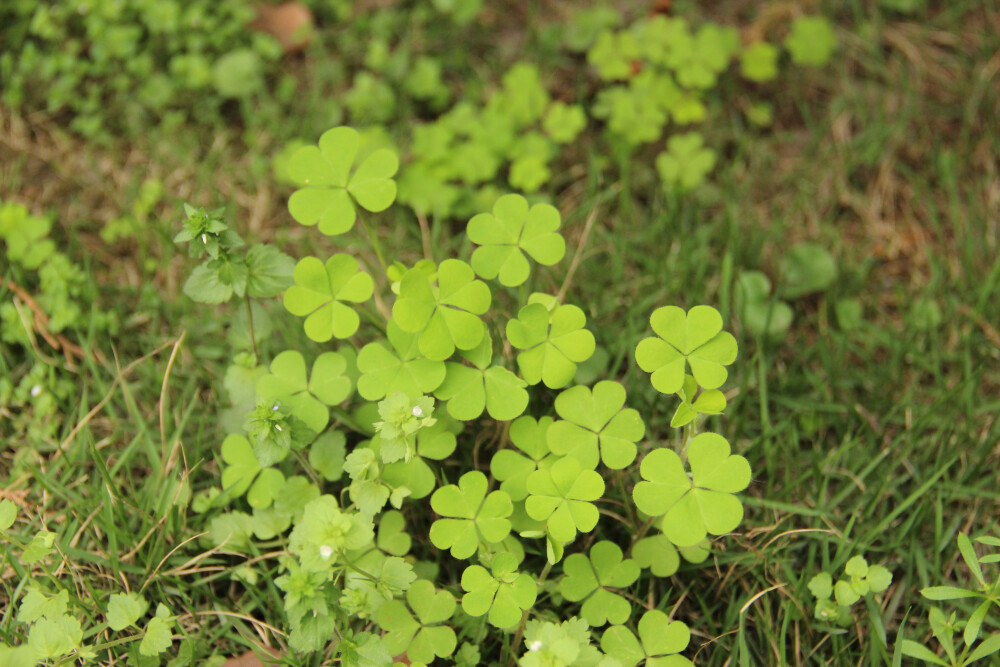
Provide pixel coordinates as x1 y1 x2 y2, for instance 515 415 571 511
411 406 423 418
274 424 282 432
30 385 42 397
319 544 334 559
201 233 208 244
528 640 543 652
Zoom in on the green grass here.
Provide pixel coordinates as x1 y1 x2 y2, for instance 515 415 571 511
3 1 1000 665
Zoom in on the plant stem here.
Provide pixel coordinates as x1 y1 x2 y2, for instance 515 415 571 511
245 298 258 360
359 212 388 273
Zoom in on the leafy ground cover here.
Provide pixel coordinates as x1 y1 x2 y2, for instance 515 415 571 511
2 1 999 665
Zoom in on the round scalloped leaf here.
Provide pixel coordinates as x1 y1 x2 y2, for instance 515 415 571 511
467 194 566 287
356 321 447 400
547 380 644 470
635 305 737 394
507 302 596 388
284 255 374 342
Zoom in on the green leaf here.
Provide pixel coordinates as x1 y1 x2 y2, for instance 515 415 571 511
377 580 457 663
779 243 838 299
559 541 640 626
656 133 716 192
900 640 948 665
257 350 352 433
601 610 693 667
525 456 605 548
866 564 893 593
288 495 374 572
957 533 986 589
543 102 587 143
245 244 295 298
288 127 398 235
460 553 537 629
0 498 16 531
921 586 980 600
507 302 596 389
21 530 55 564
784 16 837 67
107 592 149 631
734 271 793 341
17 588 69 623
392 259 492 361
670 374 727 428
377 510 412 556
967 633 1000 662
28 614 82 659
429 471 513 559
357 321 447 401
310 431 347 482
547 380 644 470
740 42 779 82
140 605 174 656
220 433 261 496
808 572 833 600
635 305 738 394
435 356 529 422
632 534 680 578
467 194 566 287
183 261 236 304
633 433 751 547
284 255 374 342
491 415 555 501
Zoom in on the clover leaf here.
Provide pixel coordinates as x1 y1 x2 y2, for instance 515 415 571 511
543 103 587 144
656 133 716 192
779 242 838 299
357 320 447 401
429 471 513 559
559 541 640 627
382 417 458 498
587 30 641 81
741 42 779 82
507 302 596 389
288 495 375 573
220 435 289 508
547 380 645 470
392 259 492 361
461 552 537 629
525 456 605 547
491 415 555 501
435 334 528 421
632 533 681 578
377 580 457 664
734 271 793 341
784 16 837 67
633 433 751 547
670 374 727 428
376 510 412 557
0 498 16 532
467 194 566 287
309 431 347 482
288 126 399 235
256 350 352 433
283 255 374 342
635 305 738 394
601 610 693 667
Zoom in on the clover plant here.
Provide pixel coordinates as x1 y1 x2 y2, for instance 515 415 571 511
154 125 755 663
808 555 893 626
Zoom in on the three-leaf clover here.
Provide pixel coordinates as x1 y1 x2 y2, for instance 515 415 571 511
392 259 492 361
356 320 447 401
376 580 457 664
283 255 374 342
491 415 555 501
655 133 717 192
429 471 513 559
466 194 566 287
633 433 751 547
635 305 738 394
256 350 352 433
543 102 587 143
601 610 694 667
741 42 779 82
507 302 596 388
669 374 726 428
734 271 793 341
559 541 640 626
784 16 837 67
547 380 645 470
434 333 529 421
461 552 537 629
220 433 286 507
525 456 605 546
288 126 399 235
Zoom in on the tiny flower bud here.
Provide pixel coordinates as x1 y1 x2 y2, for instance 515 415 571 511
319 544 333 559
411 406 423 417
